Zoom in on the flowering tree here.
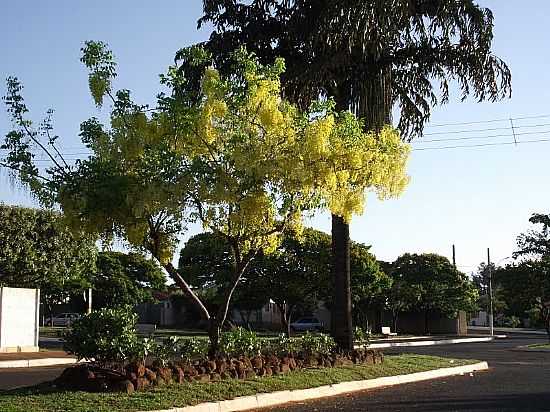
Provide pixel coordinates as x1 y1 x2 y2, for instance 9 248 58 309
2 42 409 354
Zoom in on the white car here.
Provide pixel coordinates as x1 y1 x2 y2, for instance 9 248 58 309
290 317 324 332
45 312 80 327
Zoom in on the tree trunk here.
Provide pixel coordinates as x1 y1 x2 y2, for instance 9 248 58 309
208 320 221 358
331 214 353 350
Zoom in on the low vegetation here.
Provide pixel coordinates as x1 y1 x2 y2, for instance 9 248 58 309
0 354 477 412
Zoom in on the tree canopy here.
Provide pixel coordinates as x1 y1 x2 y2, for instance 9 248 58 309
0 204 97 308
390 253 477 317
92 251 166 309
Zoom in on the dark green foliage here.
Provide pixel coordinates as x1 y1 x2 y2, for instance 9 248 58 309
515 213 550 259
64 306 139 366
92 251 166 309
197 0 511 137
297 332 336 357
219 327 263 357
389 253 478 317
0 204 97 313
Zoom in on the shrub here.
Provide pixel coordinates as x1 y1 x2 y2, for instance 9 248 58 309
354 326 370 347
178 337 209 362
64 306 139 366
265 334 299 357
297 332 336 357
219 327 263 357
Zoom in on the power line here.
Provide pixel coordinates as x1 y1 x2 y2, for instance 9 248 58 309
417 129 550 143
422 122 550 136
424 114 550 128
412 137 550 151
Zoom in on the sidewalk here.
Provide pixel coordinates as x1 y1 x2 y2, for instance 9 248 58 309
363 334 506 349
0 350 77 368
469 326 547 335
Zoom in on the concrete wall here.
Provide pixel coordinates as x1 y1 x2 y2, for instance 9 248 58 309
0 287 40 352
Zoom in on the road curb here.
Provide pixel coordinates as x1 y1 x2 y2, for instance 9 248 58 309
0 357 78 368
365 336 505 349
140 361 489 412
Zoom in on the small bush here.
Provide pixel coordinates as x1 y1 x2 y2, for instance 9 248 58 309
219 327 263 357
354 326 370 347
298 332 336 357
178 337 209 362
265 334 299 357
64 306 139 366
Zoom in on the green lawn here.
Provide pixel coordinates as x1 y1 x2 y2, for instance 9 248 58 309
0 354 478 412
527 343 550 349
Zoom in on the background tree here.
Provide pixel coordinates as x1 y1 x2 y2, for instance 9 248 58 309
496 212 550 340
92 251 166 309
496 260 550 340
196 0 511 349
390 253 478 333
472 261 506 322
0 204 97 317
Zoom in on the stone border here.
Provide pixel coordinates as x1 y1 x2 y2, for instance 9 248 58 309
364 336 506 349
0 357 78 368
141 361 489 412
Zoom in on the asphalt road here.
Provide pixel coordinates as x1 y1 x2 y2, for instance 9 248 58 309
0 365 65 391
255 334 550 412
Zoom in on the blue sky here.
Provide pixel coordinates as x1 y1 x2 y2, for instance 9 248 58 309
1 1 549 274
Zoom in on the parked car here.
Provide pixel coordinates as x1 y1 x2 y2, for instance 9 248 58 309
290 317 324 332
45 313 81 327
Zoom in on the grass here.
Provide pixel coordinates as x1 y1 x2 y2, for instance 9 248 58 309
527 343 550 349
0 354 478 412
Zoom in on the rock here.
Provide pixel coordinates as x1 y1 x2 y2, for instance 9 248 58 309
235 361 246 374
288 358 297 370
281 356 290 366
183 365 198 377
173 367 185 384
271 365 281 375
144 368 157 382
364 352 374 365
125 361 146 378
210 373 221 381
280 364 290 374
157 367 173 383
251 356 263 370
54 364 96 390
206 360 217 372
266 354 279 367
111 379 135 394
216 359 227 374
264 366 273 376
194 374 211 383
135 377 150 391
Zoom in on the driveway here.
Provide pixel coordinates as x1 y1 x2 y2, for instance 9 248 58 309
254 334 550 412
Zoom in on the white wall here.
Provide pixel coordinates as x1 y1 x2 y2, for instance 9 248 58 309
0 287 40 352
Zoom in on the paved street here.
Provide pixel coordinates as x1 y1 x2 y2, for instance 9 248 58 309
255 334 550 412
0 366 65 391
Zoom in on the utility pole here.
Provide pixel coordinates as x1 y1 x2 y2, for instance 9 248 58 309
487 248 494 336
452 244 456 268
86 288 92 314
